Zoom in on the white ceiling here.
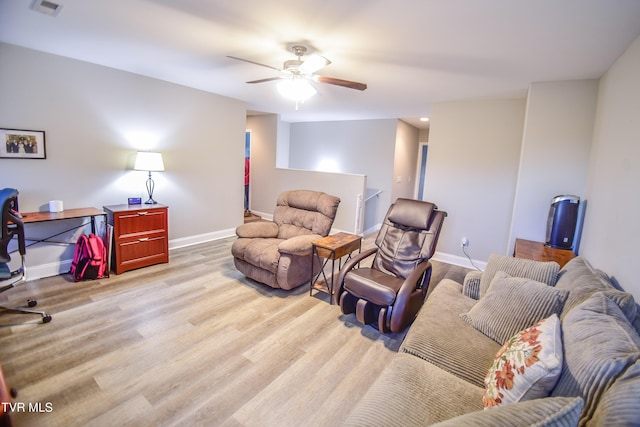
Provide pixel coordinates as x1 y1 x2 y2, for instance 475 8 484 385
2 0 640 129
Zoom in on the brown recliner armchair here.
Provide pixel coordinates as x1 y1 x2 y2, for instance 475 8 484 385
335 198 446 333
232 190 340 290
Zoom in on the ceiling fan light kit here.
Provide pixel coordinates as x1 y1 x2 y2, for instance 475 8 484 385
277 78 317 103
228 43 367 109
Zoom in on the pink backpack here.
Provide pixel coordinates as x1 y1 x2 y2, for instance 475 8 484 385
70 233 108 281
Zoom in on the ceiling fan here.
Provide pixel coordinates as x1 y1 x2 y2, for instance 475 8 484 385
227 45 368 93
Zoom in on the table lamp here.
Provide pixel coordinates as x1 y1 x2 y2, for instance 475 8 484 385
133 151 164 204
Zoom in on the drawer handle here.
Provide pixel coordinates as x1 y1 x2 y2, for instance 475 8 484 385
137 212 149 216
138 237 150 242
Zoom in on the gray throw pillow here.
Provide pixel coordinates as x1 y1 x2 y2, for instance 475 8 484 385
551 292 640 425
461 271 569 344
590 358 640 426
479 254 560 299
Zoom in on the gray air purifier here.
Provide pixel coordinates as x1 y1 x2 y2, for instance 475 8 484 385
545 195 580 250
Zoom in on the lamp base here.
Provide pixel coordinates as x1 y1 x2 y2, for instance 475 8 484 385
144 172 158 205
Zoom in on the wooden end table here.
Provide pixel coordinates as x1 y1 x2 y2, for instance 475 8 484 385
310 232 362 304
514 238 576 268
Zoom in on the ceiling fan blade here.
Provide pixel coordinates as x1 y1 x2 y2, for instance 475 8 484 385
227 55 281 71
246 77 283 84
299 55 331 74
316 76 367 91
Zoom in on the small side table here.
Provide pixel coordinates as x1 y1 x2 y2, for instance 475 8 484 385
514 238 576 269
311 232 362 304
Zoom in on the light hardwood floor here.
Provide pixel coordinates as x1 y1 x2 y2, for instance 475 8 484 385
0 236 469 427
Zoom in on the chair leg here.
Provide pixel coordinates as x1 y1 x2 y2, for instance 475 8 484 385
0 303 52 323
378 307 391 333
339 291 357 315
355 299 378 326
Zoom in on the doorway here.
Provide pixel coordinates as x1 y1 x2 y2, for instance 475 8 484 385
244 131 251 215
416 143 428 200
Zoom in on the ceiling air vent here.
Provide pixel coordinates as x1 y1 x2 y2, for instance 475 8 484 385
30 0 63 17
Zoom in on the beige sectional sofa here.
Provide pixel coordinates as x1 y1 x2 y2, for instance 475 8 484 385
344 255 640 426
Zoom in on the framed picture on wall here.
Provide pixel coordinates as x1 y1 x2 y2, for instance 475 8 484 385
0 128 46 159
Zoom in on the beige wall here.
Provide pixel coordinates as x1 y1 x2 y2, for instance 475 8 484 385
425 98 527 265
0 43 247 278
392 120 420 201
581 35 640 297
508 80 598 253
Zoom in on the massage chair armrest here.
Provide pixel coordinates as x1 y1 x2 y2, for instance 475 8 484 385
391 260 433 332
235 221 279 238
278 234 323 256
396 260 433 301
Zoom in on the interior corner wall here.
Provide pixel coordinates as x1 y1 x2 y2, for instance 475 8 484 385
288 119 397 232
425 98 526 265
392 120 420 201
419 127 430 143
580 35 640 298
0 42 247 278
508 80 599 253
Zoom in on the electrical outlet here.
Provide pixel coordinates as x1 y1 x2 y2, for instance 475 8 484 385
461 237 469 248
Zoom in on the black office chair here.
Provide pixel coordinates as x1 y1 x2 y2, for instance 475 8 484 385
0 188 52 324
335 198 446 333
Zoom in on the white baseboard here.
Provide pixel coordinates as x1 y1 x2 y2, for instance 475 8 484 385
251 210 272 221
26 259 73 281
168 228 236 250
432 251 487 271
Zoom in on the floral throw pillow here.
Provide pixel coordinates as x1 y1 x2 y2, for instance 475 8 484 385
484 314 563 409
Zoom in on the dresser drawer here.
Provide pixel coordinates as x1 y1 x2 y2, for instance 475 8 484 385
117 234 168 269
113 208 167 238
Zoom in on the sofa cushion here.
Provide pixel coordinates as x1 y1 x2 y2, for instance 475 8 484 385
231 237 283 273
589 358 640 426
479 254 560 299
461 272 569 345
400 279 501 388
551 292 640 425
342 353 484 427
555 256 637 322
484 314 563 408
431 396 584 427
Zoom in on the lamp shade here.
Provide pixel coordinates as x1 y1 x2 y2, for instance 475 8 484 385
134 151 165 172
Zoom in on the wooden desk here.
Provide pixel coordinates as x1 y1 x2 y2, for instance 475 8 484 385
20 207 107 246
22 207 106 232
311 232 362 304
514 238 576 269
